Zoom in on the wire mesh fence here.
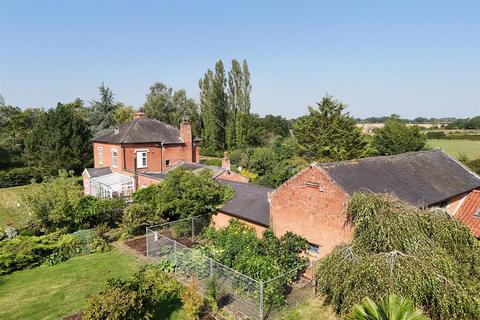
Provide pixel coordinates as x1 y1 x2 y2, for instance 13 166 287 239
146 215 315 319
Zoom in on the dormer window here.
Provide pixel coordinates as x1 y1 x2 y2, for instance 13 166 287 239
136 151 148 168
112 149 118 168
97 147 103 165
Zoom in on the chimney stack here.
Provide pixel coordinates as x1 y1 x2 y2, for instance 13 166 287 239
222 151 231 171
180 118 193 162
133 112 145 120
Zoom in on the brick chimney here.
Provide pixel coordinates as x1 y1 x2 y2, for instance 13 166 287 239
222 151 231 171
133 112 145 120
180 118 193 162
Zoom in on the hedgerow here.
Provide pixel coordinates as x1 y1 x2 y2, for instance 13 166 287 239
316 193 480 320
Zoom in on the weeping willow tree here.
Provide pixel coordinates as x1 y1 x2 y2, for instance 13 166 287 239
316 193 480 320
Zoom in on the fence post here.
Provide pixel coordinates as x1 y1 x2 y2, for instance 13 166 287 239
191 216 195 243
259 281 264 320
145 227 149 257
173 241 178 273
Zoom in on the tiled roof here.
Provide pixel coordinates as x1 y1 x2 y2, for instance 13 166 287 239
217 180 273 227
91 118 183 144
316 150 480 207
455 190 480 238
84 167 112 178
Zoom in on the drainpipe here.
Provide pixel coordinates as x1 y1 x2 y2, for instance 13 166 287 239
121 144 127 171
161 142 164 173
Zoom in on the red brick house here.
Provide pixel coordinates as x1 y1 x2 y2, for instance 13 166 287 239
83 113 247 197
268 150 480 257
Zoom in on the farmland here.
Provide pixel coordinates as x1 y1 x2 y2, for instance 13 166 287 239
427 139 480 159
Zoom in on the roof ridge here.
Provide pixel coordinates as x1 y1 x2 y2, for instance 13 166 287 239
315 149 444 167
120 119 138 144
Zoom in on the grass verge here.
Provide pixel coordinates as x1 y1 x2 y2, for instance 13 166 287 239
427 139 480 159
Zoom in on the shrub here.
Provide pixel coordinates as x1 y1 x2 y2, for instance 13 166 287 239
316 193 480 319
425 131 447 139
0 167 42 188
0 232 89 274
180 282 204 320
348 295 427 320
83 265 183 320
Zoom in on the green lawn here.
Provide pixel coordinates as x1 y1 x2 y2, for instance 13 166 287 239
427 139 480 159
0 248 144 320
276 296 338 320
0 185 31 229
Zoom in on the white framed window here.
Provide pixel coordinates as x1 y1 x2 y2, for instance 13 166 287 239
136 151 148 168
97 147 103 165
112 149 118 168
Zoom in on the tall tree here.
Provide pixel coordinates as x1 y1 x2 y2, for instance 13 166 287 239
24 103 92 176
88 83 118 135
293 96 369 161
143 82 200 135
114 104 135 124
372 115 427 156
199 60 228 151
226 59 252 149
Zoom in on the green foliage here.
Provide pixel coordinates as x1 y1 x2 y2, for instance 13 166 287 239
447 116 480 129
23 102 92 176
114 104 134 124
293 95 369 161
348 295 427 320
143 82 201 135
0 230 105 274
83 265 185 320
425 131 447 139
180 282 204 320
204 220 308 280
0 167 42 187
372 116 427 156
317 193 480 320
204 158 222 166
128 168 232 225
22 171 124 233
88 83 119 135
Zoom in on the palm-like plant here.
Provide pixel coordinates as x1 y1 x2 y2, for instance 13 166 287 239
348 294 428 320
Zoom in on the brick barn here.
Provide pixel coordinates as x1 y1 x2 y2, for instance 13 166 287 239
268 150 480 258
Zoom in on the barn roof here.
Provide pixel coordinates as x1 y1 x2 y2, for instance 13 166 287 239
91 118 184 144
316 150 480 207
218 180 273 227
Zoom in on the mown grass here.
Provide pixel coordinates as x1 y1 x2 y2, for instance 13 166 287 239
0 248 144 320
276 296 338 320
427 139 480 159
0 185 31 229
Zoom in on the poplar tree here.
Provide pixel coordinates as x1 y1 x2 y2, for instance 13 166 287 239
199 60 227 151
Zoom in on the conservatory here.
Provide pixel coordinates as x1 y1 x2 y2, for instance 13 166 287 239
89 172 135 198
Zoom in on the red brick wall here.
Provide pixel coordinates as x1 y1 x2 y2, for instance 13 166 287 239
163 145 192 170
123 143 162 173
212 211 267 238
447 192 469 215
137 174 162 188
82 171 90 195
269 165 353 257
180 120 193 162
93 142 124 173
216 171 249 183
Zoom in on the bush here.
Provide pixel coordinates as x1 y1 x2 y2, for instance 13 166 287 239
180 282 204 320
425 131 447 139
0 167 42 188
22 171 125 233
316 193 480 319
0 232 89 274
83 265 184 320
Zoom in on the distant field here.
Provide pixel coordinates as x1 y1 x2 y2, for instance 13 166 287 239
0 248 143 320
0 185 30 229
428 139 480 159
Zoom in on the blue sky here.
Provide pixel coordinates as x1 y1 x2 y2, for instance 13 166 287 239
1 0 478 119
